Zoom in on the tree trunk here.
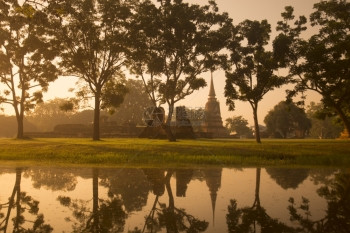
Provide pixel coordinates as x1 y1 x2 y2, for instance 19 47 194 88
252 106 261 143
253 168 261 208
93 91 101 141
16 116 24 139
92 168 99 231
14 168 22 232
334 105 350 139
163 104 176 142
165 171 177 232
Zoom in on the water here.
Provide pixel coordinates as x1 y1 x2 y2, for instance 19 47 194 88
0 166 348 233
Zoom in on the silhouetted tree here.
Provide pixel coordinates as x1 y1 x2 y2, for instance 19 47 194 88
224 20 286 143
273 1 350 138
47 0 132 140
264 101 311 138
129 0 231 141
0 0 59 138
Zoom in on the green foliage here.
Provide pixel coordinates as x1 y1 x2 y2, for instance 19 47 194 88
225 116 253 138
264 101 311 138
274 1 350 137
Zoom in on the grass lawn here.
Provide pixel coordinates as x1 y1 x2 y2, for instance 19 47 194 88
0 138 349 167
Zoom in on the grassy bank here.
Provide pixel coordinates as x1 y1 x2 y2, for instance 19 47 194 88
0 138 349 167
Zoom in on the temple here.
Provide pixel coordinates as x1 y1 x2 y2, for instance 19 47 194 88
201 73 229 138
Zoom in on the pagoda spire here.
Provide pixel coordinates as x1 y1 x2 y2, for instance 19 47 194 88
208 71 216 99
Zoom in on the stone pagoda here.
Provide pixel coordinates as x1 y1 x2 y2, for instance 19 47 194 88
201 73 229 138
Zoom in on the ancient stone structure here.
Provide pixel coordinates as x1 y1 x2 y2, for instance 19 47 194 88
201 73 229 138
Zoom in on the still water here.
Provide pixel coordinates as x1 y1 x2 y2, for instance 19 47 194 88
0 166 349 233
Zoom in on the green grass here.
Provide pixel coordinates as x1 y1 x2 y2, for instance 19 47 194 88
0 138 349 167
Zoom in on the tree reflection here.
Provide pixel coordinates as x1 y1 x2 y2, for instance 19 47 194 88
288 171 350 233
226 168 293 233
57 168 126 233
24 168 78 192
99 168 150 212
0 168 53 232
266 168 309 189
139 169 208 233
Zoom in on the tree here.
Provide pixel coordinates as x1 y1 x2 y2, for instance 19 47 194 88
306 102 343 139
108 79 152 126
225 115 253 138
0 0 59 138
224 20 286 143
129 0 231 141
264 101 311 138
273 1 350 138
47 0 132 140
26 98 78 131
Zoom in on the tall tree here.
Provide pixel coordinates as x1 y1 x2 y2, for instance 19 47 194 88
47 0 132 140
264 101 311 138
0 0 59 138
224 20 285 143
273 1 350 138
129 0 231 141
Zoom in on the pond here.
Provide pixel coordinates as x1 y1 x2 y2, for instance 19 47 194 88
0 166 349 233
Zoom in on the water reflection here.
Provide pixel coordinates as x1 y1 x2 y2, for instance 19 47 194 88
139 169 208 233
0 168 52 232
0 166 348 233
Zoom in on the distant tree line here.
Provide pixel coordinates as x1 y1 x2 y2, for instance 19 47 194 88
0 0 348 142
225 101 342 139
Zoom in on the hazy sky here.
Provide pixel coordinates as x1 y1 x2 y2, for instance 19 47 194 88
3 0 322 126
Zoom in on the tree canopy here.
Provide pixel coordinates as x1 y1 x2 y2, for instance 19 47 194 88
273 0 350 138
0 0 59 138
264 101 311 138
47 0 133 140
225 115 252 138
224 19 286 143
129 0 231 141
